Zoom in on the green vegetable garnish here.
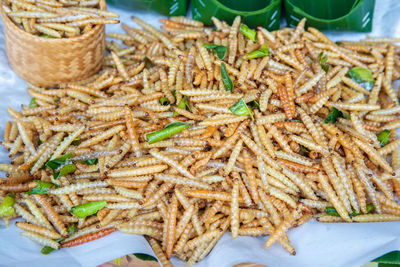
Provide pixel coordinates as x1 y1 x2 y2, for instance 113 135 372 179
203 44 228 60
54 164 76 180
45 153 76 179
41 224 76 254
41 246 56 255
40 34 53 38
159 97 170 106
45 153 73 169
80 158 98 165
29 98 38 108
71 138 81 146
326 204 374 217
285 119 302 123
26 181 60 195
243 44 270 60
177 95 190 111
0 193 15 217
342 112 350 119
248 100 260 111
38 139 43 146
300 145 310 153
325 206 340 217
67 223 77 236
318 52 330 73
324 107 349 123
229 99 254 121
348 67 375 91
173 95 191 116
350 204 374 217
220 63 233 92
146 122 191 144
377 129 390 147
70 201 107 219
240 24 257 42
143 56 154 69
133 253 158 261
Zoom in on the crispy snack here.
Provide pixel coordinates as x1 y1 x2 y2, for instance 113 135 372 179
1 15 400 265
2 0 119 38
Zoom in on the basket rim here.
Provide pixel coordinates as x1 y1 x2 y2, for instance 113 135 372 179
0 0 106 43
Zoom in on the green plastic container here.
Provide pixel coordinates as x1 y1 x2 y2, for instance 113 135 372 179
284 0 375 32
106 0 187 16
191 0 281 30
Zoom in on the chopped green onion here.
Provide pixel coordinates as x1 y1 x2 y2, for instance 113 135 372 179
324 107 348 123
133 253 158 261
220 63 233 92
29 98 38 108
229 99 254 121
40 34 52 38
38 139 43 146
377 129 390 147
318 52 330 72
26 181 60 195
159 97 170 106
203 44 228 60
80 158 98 165
146 122 191 144
243 44 270 60
348 67 375 91
54 164 76 180
70 201 107 219
240 24 257 42
0 193 15 217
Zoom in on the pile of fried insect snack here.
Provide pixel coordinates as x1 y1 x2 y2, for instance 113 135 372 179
0 14 400 266
2 0 119 38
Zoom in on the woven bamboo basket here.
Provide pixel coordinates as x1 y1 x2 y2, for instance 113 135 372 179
0 0 106 87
